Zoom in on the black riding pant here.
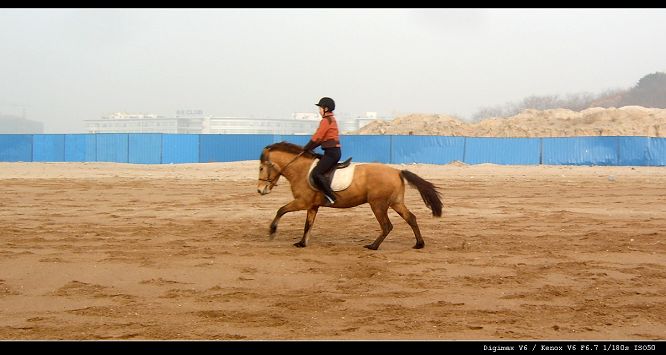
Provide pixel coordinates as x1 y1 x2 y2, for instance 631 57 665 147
312 147 341 199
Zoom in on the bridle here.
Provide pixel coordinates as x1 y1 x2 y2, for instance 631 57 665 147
259 150 305 188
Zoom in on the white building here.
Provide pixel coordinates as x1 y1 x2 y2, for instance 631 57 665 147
86 112 203 134
85 111 389 135
204 115 319 135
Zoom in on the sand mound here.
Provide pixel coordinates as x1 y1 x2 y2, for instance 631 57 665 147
357 114 467 136
350 106 666 137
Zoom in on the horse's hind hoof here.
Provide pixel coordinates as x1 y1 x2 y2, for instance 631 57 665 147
413 243 425 249
364 244 378 250
293 241 306 248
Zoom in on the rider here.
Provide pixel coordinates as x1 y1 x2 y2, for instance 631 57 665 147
303 97 341 206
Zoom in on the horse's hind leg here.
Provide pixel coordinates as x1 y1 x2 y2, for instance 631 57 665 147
391 202 425 249
294 207 319 248
364 201 393 250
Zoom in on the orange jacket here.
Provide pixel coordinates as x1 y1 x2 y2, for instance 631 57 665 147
310 112 340 148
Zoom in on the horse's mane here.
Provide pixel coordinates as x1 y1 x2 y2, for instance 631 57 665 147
260 141 321 162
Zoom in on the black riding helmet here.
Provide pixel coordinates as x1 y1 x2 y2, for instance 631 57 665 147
315 97 335 111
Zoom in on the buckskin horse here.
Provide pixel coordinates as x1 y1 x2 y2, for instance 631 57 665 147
257 142 442 250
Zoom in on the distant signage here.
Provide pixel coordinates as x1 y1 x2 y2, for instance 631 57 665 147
176 109 204 116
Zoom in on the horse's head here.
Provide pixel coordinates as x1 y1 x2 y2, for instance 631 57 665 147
257 142 317 195
257 148 281 195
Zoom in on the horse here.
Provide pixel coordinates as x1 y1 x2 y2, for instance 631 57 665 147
257 142 443 250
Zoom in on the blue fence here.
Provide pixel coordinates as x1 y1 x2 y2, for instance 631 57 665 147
162 134 199 164
464 137 541 165
543 136 620 166
0 134 665 166
391 136 464 164
0 134 32 162
65 134 96 162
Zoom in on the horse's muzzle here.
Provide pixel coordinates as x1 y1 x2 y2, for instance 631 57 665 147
257 185 271 195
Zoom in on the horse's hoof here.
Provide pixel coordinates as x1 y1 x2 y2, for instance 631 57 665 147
269 224 277 234
364 244 378 250
293 241 306 248
269 233 276 240
413 243 425 249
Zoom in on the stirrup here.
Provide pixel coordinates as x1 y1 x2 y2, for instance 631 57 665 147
324 195 336 206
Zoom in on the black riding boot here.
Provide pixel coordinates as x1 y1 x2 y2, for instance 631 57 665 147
313 174 337 205
312 147 341 205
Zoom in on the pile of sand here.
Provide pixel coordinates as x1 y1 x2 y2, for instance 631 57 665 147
355 114 467 136
350 106 666 137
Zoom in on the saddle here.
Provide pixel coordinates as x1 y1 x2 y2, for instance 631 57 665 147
336 157 353 169
308 157 355 192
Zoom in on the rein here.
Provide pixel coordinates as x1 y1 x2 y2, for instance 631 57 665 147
260 150 305 187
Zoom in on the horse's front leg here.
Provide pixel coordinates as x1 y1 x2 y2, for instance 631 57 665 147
269 200 308 239
294 206 319 248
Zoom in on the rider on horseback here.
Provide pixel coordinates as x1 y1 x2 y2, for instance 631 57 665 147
303 97 341 206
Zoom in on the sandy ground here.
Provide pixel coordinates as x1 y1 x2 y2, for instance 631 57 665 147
0 161 664 340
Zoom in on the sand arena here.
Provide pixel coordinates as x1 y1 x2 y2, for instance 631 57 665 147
0 161 664 339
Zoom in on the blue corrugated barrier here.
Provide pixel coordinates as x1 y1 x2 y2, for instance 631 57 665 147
129 133 162 164
341 135 392 163
199 134 275 162
33 134 65 162
0 134 32 162
275 134 311 147
618 136 666 166
647 137 666 166
162 134 199 164
464 137 541 165
1 134 665 166
65 134 97 162
542 137 619 166
619 137 650 166
96 134 129 163
391 135 465 164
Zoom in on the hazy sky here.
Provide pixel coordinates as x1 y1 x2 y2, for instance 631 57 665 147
1 8 666 133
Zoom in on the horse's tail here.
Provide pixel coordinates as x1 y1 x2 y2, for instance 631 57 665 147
400 170 443 217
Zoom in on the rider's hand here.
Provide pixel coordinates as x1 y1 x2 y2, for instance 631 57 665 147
303 140 317 152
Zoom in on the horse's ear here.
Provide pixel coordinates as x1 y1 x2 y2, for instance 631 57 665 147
260 147 269 162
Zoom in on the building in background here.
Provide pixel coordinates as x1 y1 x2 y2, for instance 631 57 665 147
85 112 202 134
0 114 44 133
204 112 320 134
85 110 389 134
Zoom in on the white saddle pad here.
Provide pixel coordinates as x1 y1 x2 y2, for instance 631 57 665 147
307 159 356 192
